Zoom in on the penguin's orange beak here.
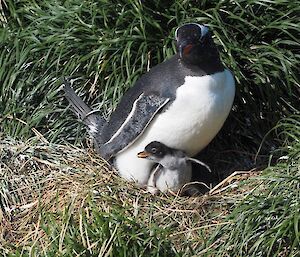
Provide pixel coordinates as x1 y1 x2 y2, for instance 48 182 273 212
179 42 194 59
137 151 150 158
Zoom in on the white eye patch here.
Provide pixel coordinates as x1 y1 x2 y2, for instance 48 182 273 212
175 26 180 41
175 23 209 41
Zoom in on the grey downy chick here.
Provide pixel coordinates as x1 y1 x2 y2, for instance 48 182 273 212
137 141 211 194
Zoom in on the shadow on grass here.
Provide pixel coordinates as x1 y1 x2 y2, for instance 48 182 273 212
188 114 276 195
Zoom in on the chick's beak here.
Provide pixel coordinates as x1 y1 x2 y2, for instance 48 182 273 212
137 151 150 158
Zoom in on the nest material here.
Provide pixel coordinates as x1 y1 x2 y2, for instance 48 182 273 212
0 136 257 254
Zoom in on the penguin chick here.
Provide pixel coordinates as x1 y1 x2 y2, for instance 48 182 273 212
137 141 211 194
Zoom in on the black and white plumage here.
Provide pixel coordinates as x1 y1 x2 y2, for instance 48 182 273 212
137 141 211 194
63 23 235 185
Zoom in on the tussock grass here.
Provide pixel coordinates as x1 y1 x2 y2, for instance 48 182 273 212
1 0 299 153
203 115 300 257
0 135 257 256
0 135 177 256
2 127 298 256
206 162 300 256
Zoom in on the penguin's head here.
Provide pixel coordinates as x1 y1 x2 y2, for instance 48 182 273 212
137 141 169 162
175 23 219 66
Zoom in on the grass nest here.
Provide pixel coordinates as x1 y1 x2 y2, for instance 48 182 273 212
1 114 299 256
1 135 261 256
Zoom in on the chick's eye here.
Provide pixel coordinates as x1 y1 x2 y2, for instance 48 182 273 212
151 147 157 153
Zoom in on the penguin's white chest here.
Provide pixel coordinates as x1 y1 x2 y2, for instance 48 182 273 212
115 69 235 184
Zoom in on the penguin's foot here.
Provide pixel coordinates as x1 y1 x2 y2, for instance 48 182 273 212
147 186 159 195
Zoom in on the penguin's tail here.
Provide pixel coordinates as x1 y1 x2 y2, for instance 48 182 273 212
62 78 106 140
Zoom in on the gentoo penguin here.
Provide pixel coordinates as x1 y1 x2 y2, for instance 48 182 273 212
63 23 235 185
137 141 211 194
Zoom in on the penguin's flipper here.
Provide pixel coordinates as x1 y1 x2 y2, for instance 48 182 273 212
99 93 170 160
62 79 106 138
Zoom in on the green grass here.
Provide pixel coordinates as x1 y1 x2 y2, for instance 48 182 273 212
203 115 300 257
29 202 178 257
1 0 300 256
1 0 299 149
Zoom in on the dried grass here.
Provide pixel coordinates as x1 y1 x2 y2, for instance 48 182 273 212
0 135 258 255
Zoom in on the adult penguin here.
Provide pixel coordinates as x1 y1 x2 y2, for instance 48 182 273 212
63 23 235 185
